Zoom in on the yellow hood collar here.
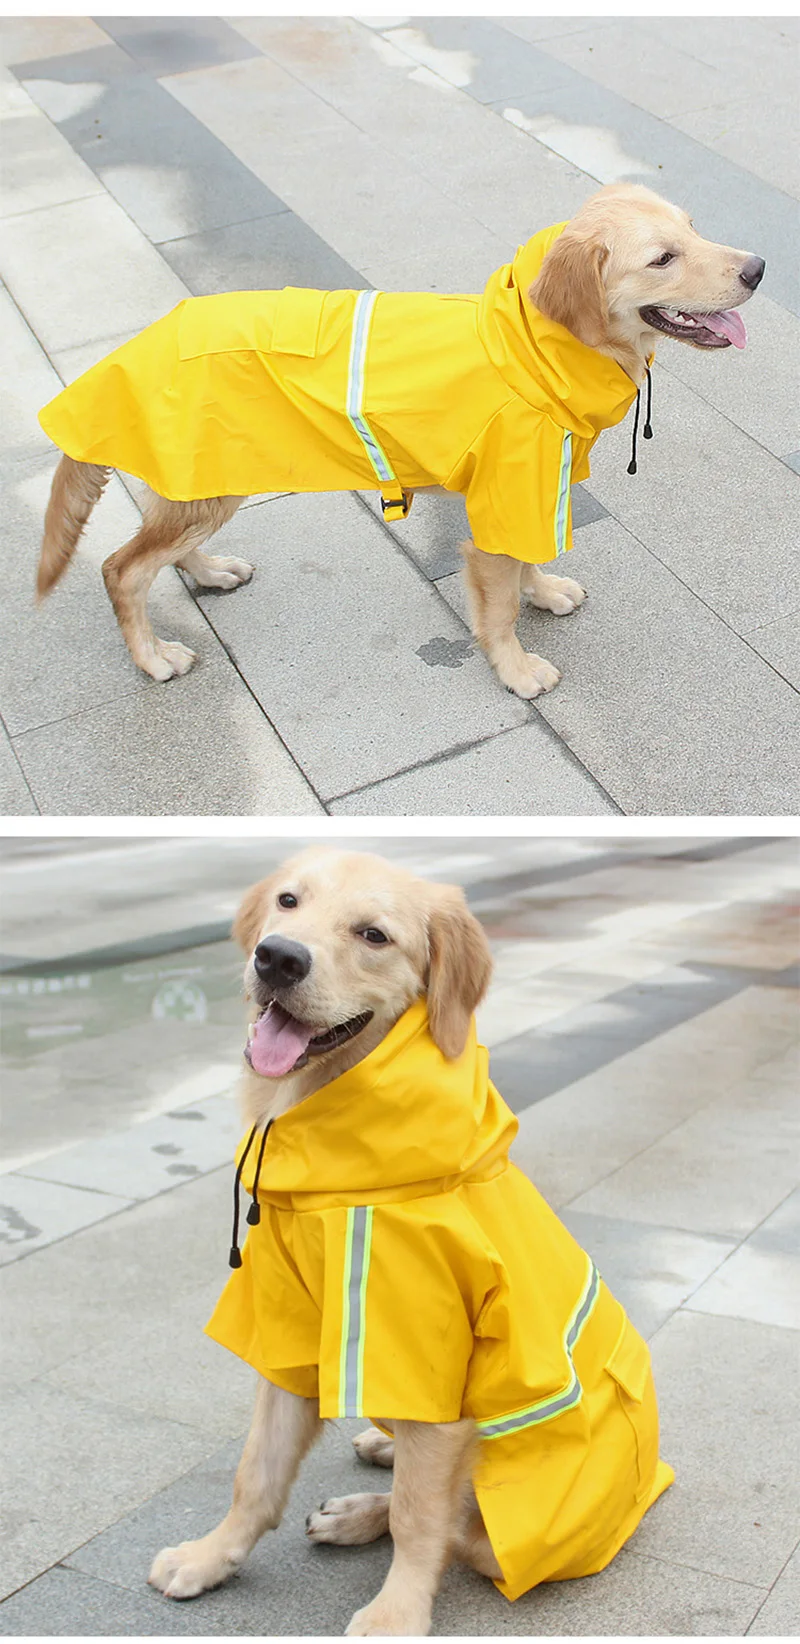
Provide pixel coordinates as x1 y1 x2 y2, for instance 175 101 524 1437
477 222 639 439
233 998 517 1224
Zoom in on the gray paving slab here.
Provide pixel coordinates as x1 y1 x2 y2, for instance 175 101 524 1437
0 1565 203 1636
23 1091 240 1203
747 1187 800 1256
158 209 367 296
17 45 288 245
746 612 800 690
97 15 262 78
511 987 789 1210
784 451 800 475
654 292 800 461
530 19 741 120
0 16 109 66
558 1208 736 1340
0 1378 218 1599
747 1541 800 1635
9 651 322 817
0 724 36 816
0 1173 133 1266
684 1240 800 1331
379 16 579 104
490 962 751 1111
0 1169 235 1386
636 17 799 105
330 721 618 816
0 190 186 354
188 492 530 800
569 1002 799 1238
636 1311 800 1589
581 367 799 634
672 93 799 202
0 459 223 736
0 280 66 471
0 78 104 219
163 51 512 291
231 16 592 244
439 518 800 816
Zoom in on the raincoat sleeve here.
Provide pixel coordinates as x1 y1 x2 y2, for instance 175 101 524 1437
316 1198 501 1424
463 402 576 566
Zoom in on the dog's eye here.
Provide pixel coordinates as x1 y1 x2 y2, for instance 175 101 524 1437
277 892 298 909
360 927 389 946
650 251 675 268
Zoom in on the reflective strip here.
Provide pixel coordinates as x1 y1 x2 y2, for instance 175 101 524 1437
338 1205 374 1417
477 1259 600 1441
553 428 572 558
347 291 395 485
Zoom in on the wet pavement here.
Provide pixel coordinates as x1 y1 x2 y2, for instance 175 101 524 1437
1 835 798 1634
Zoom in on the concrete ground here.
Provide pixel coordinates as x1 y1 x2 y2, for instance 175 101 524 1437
1 15 798 817
1 834 798 1634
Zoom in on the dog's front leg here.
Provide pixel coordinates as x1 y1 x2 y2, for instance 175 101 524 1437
345 1418 475 1638
461 542 561 699
149 1378 321 1600
521 562 587 615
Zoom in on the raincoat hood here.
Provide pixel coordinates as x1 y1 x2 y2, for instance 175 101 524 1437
236 997 517 1210
477 223 639 440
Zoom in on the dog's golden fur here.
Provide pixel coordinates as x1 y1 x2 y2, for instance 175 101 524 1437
148 849 498 1635
37 184 760 699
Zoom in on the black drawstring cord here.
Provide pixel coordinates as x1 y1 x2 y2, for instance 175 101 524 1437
246 1120 273 1227
229 1123 257 1269
627 364 653 476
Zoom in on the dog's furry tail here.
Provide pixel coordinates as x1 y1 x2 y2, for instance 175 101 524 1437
36 455 111 600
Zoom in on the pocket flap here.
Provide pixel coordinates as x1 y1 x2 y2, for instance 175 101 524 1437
606 1319 651 1404
271 287 325 356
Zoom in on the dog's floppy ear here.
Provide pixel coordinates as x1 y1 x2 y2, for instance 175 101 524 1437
232 878 273 953
426 886 493 1060
529 227 610 349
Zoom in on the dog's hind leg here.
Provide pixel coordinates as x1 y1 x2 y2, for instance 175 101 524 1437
102 494 242 681
345 1418 476 1637
149 1378 321 1600
352 1425 395 1468
306 1493 391 1546
461 541 561 699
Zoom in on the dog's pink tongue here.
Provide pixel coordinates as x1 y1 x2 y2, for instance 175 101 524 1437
249 1003 314 1078
702 308 748 348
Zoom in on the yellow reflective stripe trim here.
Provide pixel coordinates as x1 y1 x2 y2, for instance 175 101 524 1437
338 1205 374 1417
554 429 572 558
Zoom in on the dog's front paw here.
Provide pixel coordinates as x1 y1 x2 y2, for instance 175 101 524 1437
525 572 587 615
148 1538 233 1600
502 652 561 699
345 1595 431 1637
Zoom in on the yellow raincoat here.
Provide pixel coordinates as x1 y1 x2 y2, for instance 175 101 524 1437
206 999 673 1601
38 224 639 562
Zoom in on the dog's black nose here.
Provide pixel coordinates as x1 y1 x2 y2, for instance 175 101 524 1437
739 255 765 291
253 936 311 989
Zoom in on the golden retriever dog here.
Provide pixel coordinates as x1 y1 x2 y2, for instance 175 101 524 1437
37 184 763 700
148 848 497 1635
148 847 674 1635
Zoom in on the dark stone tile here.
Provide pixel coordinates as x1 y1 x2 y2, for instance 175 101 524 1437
157 212 366 296
16 47 286 242
572 483 608 530
395 16 576 103
489 964 750 1110
783 451 800 475
95 17 262 77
